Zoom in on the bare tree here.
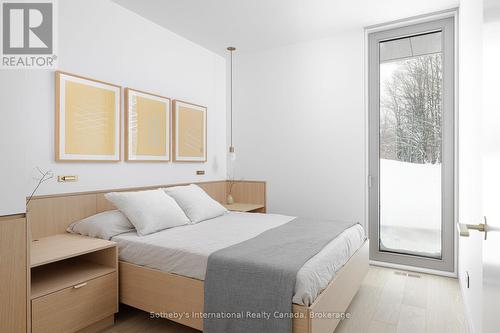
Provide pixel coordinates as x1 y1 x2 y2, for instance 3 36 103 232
380 54 442 164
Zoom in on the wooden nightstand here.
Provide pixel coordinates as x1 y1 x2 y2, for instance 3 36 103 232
223 203 266 213
30 234 118 333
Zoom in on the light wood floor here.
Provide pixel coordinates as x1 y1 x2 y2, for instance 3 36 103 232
103 266 469 333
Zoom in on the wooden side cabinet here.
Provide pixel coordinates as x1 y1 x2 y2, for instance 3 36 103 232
30 234 118 333
0 214 28 333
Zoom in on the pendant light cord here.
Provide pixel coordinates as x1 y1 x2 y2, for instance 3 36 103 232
230 49 233 147
227 46 236 152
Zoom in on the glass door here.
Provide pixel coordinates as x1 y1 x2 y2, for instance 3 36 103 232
368 17 455 272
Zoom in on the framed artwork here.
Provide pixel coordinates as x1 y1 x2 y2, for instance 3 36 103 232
125 88 171 162
172 100 207 162
55 71 121 162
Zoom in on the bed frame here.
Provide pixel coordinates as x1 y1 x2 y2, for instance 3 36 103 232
120 241 368 333
27 180 368 333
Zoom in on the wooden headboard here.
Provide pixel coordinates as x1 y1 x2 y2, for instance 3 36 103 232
27 180 266 240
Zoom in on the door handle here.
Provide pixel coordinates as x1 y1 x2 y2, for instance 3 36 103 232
457 216 488 240
73 282 87 289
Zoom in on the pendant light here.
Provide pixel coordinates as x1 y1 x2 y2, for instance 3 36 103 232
227 46 236 161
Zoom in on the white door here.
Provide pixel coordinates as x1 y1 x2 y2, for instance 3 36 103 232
459 1 500 332
458 1 483 331
482 4 500 331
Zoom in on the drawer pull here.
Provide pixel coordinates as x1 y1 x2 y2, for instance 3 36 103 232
73 282 87 289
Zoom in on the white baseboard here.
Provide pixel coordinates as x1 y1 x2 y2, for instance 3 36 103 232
369 260 457 278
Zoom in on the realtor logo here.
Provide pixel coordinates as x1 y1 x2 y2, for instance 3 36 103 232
1 0 57 68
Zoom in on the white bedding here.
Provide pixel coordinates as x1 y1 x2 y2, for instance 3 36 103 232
113 212 365 306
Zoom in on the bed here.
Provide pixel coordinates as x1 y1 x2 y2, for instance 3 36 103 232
27 180 369 333
116 213 368 333
114 212 365 306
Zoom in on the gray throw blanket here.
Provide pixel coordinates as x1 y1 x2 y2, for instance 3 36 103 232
204 218 357 333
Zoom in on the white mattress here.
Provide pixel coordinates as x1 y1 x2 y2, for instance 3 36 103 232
113 212 365 306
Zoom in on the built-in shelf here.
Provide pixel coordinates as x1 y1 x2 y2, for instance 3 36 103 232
223 203 265 212
31 257 115 299
31 234 116 267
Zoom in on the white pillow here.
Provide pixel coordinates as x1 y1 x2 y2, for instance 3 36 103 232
67 210 134 240
105 189 190 236
164 184 228 224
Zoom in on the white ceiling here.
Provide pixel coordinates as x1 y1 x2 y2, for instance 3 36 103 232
113 0 459 55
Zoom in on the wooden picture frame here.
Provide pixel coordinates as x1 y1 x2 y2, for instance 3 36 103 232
172 100 207 162
125 88 171 162
55 71 121 162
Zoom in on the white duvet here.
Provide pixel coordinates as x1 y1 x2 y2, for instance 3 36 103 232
113 212 365 306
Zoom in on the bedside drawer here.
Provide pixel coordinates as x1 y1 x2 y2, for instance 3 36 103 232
32 272 117 333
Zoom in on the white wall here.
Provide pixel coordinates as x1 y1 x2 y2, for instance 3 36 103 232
0 72 28 215
0 0 227 213
458 0 484 332
231 30 366 225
